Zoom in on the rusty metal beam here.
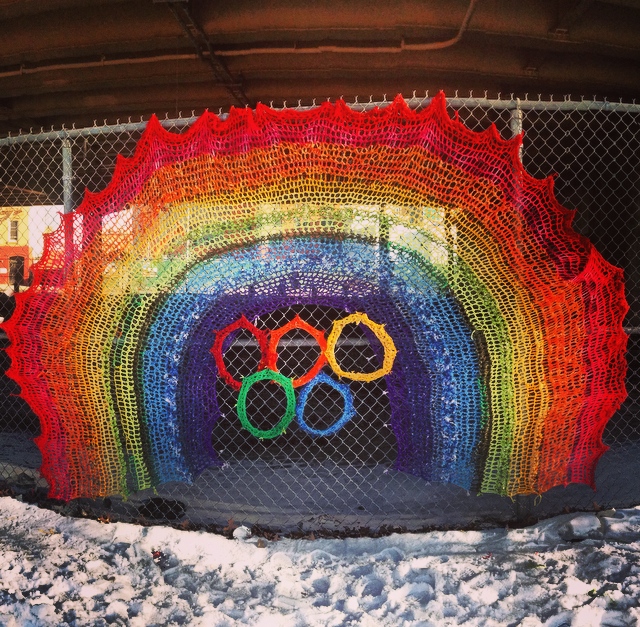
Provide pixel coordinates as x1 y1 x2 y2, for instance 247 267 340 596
550 0 596 36
163 1 250 107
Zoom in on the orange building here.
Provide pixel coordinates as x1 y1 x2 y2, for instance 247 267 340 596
0 207 30 290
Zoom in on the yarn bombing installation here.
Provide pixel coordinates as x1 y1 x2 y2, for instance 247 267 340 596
3 93 627 502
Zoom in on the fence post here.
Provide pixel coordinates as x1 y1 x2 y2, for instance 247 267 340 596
62 138 73 214
509 101 534 525
509 99 523 161
62 138 75 269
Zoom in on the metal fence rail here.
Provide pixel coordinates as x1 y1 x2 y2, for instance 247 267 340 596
0 94 638 533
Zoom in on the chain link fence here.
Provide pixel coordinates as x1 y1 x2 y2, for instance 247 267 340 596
0 94 638 534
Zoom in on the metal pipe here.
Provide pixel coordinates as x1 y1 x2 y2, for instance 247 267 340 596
216 0 480 57
61 139 73 215
0 54 198 80
0 1 480 78
407 0 479 50
509 99 523 162
509 101 523 138
0 116 203 146
231 338 371 347
62 138 75 269
1 97 639 147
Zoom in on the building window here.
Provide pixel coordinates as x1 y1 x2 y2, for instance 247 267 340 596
8 220 18 242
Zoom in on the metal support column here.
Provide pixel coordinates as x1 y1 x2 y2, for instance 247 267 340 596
62 139 73 215
509 99 523 161
510 102 534 525
62 138 75 269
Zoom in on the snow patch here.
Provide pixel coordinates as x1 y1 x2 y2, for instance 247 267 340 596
0 498 639 625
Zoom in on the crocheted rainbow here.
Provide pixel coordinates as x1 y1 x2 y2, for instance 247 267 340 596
5 94 627 501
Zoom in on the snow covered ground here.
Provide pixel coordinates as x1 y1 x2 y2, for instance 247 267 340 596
1 497 639 626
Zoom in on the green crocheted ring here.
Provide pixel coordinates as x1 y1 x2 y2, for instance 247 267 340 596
236 368 297 439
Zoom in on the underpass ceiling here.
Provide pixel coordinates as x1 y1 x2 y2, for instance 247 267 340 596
0 0 639 134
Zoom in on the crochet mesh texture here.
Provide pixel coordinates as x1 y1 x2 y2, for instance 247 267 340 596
3 94 627 501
